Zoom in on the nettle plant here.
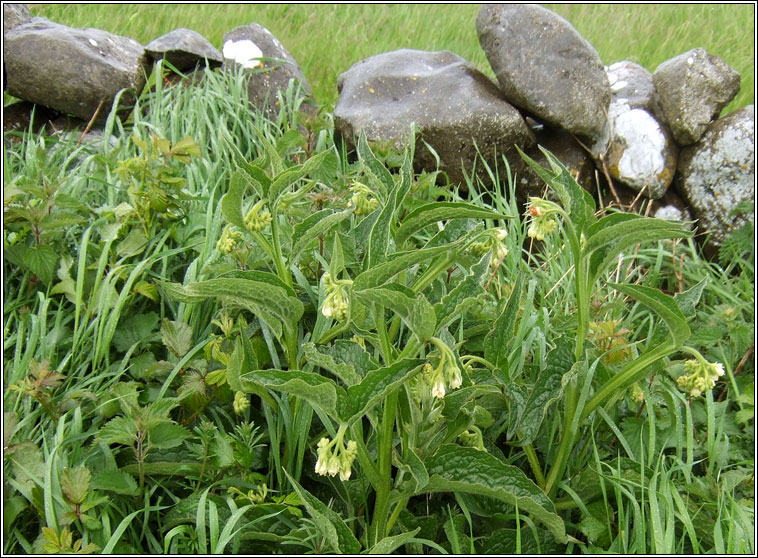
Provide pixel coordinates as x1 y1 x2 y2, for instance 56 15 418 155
158 129 718 550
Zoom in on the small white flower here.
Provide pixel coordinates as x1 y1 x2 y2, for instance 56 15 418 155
431 376 446 399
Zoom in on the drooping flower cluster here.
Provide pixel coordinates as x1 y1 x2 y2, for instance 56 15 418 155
525 197 560 241
315 427 358 481
217 224 244 255
244 199 272 233
676 358 725 398
348 182 379 215
321 272 352 322
470 227 509 267
233 391 250 414
424 338 463 399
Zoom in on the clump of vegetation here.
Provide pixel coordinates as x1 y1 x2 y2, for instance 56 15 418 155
3 64 753 555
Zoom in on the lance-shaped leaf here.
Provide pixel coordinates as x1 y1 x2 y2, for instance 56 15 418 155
484 273 524 369
507 336 573 445
301 342 362 387
367 528 422 555
365 186 397 269
159 278 303 338
518 146 596 235
357 130 393 198
341 359 426 422
237 369 348 421
222 170 255 230
396 202 509 246
284 470 361 554
290 209 352 262
226 339 278 410
434 254 489 329
422 444 566 543
607 283 690 348
353 244 454 291
268 150 333 206
585 213 691 283
355 284 436 342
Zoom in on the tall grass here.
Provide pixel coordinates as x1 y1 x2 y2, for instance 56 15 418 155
29 3 754 112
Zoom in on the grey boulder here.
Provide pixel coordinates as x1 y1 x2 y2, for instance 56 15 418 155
653 48 741 145
145 28 223 70
476 3 610 138
3 3 31 36
4 18 148 123
676 105 754 251
334 49 535 188
222 23 312 116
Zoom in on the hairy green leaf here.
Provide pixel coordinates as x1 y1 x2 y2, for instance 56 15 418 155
355 285 436 342
301 342 362 386
396 202 508 246
91 470 139 496
343 359 426 422
484 273 524 370
368 528 422 554
290 209 352 262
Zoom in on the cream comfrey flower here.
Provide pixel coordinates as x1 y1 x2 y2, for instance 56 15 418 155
314 426 358 481
321 272 352 322
244 200 272 233
233 391 250 414
217 225 244 255
525 197 560 241
349 182 379 215
676 352 726 398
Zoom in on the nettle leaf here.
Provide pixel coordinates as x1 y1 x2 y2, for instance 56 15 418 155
290 209 352 262
23 243 58 284
284 470 361 554
301 342 362 386
484 273 524 370
238 369 347 420
508 336 573 445
148 422 191 450
91 470 139 496
343 359 426 422
396 202 509 246
97 416 138 446
60 466 91 505
422 444 566 543
608 283 690 348
159 278 303 338
113 312 161 353
161 319 194 359
355 285 436 342
434 253 489 330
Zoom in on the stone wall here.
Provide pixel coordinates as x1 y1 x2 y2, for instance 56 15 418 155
3 3 754 256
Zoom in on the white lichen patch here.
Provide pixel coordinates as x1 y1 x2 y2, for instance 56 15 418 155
611 79 628 92
615 108 668 196
88 38 98 47
223 39 263 69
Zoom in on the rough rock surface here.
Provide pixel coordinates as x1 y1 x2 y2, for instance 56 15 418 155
676 105 754 249
591 98 677 199
222 23 312 116
606 61 664 118
653 48 741 145
4 18 148 123
3 101 59 147
334 49 535 188
145 28 223 70
476 3 610 138
3 3 31 36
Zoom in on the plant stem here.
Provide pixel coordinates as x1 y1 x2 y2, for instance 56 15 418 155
371 390 397 544
523 443 546 489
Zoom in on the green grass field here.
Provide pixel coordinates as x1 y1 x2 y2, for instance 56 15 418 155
30 3 754 112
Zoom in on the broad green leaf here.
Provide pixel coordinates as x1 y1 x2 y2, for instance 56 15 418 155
268 150 332 206
396 202 508 246
484 273 524 369
148 422 191 450
607 283 690 347
239 162 270 198
284 470 362 554
222 270 297 298
112 312 160 353
97 416 137 446
394 448 429 492
238 369 346 420
355 285 436 342
115 227 148 258
91 470 139 496
367 528 422 554
290 209 352 262
518 146 595 234
161 319 194 359
221 170 252 230
434 253 489 329
329 339 379 378
508 336 573 445
674 276 708 318
120 462 203 477
301 342 362 386
353 244 454 291
169 136 201 163
159 278 303 338
478 528 558 555
60 466 90 505
23 243 57 284
441 385 502 421
365 186 396 268
343 359 426 422
422 444 566 543
357 130 394 197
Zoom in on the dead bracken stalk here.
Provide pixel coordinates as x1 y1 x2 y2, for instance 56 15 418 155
76 100 104 148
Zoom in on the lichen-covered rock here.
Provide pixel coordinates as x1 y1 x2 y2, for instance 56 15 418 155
222 23 312 116
334 49 535 188
606 61 666 119
4 18 148 123
591 98 677 199
653 48 741 145
145 28 223 70
476 3 610 138
676 105 754 251
3 4 30 37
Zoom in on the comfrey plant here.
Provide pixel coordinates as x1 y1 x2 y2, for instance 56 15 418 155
156 129 722 551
